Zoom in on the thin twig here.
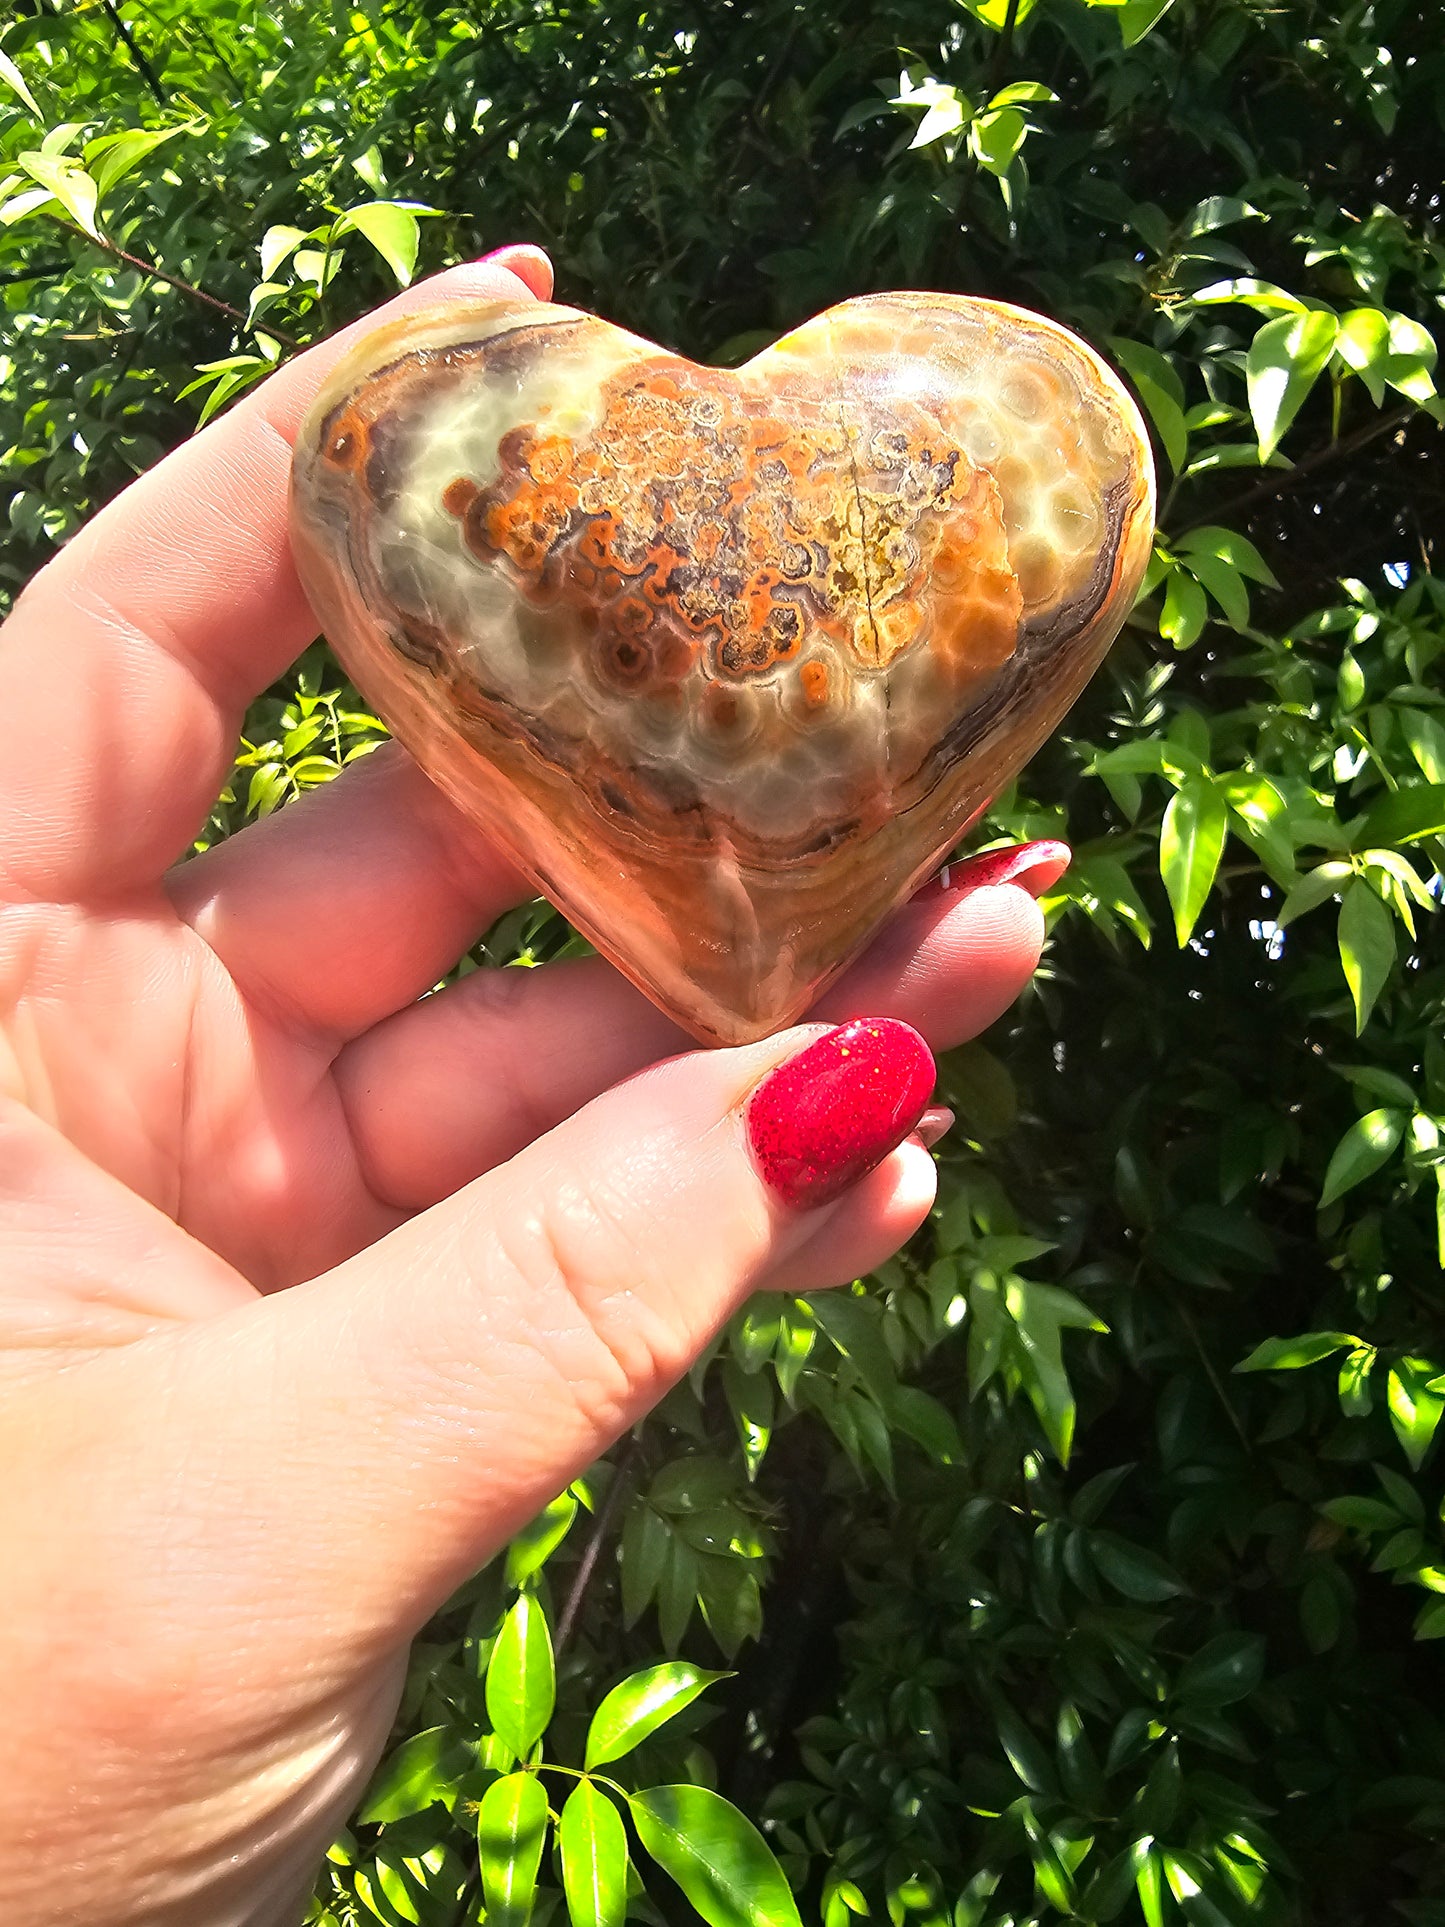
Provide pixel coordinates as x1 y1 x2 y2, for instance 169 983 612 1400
0 261 70 287
1182 402 1418 534
100 0 167 109
1173 1292 1252 1454
555 1437 642 1656
50 216 301 350
987 0 1024 97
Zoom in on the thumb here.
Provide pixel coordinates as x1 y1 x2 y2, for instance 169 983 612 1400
149 1018 939 1645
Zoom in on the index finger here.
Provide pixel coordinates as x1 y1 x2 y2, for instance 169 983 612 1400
0 246 552 905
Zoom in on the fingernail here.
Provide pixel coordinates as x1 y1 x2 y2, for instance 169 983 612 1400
915 1105 955 1151
472 243 554 299
914 839 1071 903
746 1018 936 1210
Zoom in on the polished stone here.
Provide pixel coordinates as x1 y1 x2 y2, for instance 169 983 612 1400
290 293 1155 1044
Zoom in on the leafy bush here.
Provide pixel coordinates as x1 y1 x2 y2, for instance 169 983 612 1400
4 0 1445 1921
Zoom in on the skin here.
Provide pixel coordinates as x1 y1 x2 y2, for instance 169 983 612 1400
0 247 1052 1925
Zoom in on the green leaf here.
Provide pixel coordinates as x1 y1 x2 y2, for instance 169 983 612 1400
335 199 430 287
15 150 99 237
84 123 193 202
1160 777 1227 944
995 1700 1056 1794
1300 1570 1345 1652
358 1724 474 1824
1136 1844 1168 1927
1320 1495 1403 1532
1091 1532 1185 1602
1340 1345 1378 1417
1236 1331 1359 1372
1319 1106 1406 1207
1339 1064 1416 1109
1337 882 1397 1034
699 1553 765 1658
1337 307 1392 405
1182 551 1250 629
485 1594 556 1761
1175 523 1279 587
560 1781 630 1927
1276 860 1352 928
628 1785 803 1927
988 81 1058 107
477 1773 549 1927
955 0 1039 29
1110 339 1188 473
1175 1633 1264 1707
260 222 311 281
0 45 41 116
1160 567 1208 647
1117 0 1176 42
1188 195 1263 237
1351 782 1445 847
1380 312 1440 405
1397 709 1445 784
505 1489 579 1588
1388 1360 1445 1471
1005 1278 1106 1465
969 106 1027 176
1246 309 1340 461
585 1661 729 1770
365 1839 467 1927
620 1504 670 1627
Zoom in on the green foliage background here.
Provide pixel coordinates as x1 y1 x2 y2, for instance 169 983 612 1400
4 1 1445 1921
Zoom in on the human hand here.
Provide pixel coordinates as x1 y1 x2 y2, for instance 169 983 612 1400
0 247 1061 1924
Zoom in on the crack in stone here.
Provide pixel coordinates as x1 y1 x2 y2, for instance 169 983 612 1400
826 322 880 669
824 316 892 786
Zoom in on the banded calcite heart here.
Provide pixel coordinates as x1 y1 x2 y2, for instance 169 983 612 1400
290 293 1154 1045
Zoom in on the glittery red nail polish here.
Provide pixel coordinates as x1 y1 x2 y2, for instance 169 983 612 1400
746 1018 937 1210
913 838 1071 902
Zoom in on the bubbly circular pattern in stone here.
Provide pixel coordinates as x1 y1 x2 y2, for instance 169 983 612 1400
290 292 1155 1045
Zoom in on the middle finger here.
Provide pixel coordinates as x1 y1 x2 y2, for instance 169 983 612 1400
332 871 1053 1211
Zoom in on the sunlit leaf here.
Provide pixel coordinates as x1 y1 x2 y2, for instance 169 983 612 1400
505 1488 579 1588
1246 309 1340 461
477 1773 549 1927
1160 776 1227 944
585 1661 729 1769
560 1781 629 1927
0 45 41 116
1337 882 1397 1034
1236 1331 1359 1372
629 1785 803 1927
485 1594 556 1761
335 199 437 287
1320 1106 1406 1206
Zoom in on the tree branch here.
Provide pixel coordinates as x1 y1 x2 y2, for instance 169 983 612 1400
1183 402 1419 534
100 0 167 109
555 1437 641 1656
0 260 70 287
51 216 300 351
987 0 1024 97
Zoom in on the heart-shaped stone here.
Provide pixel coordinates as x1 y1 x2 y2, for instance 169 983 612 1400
290 293 1154 1044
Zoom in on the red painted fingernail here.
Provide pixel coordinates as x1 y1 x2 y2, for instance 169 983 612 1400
914 838 1071 902
915 1105 955 1151
471 243 554 298
746 1018 937 1210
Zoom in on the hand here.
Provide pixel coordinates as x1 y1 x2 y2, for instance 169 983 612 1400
0 246 1059 1924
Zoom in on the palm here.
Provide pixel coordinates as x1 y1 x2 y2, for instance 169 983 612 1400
16 875 390 1292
